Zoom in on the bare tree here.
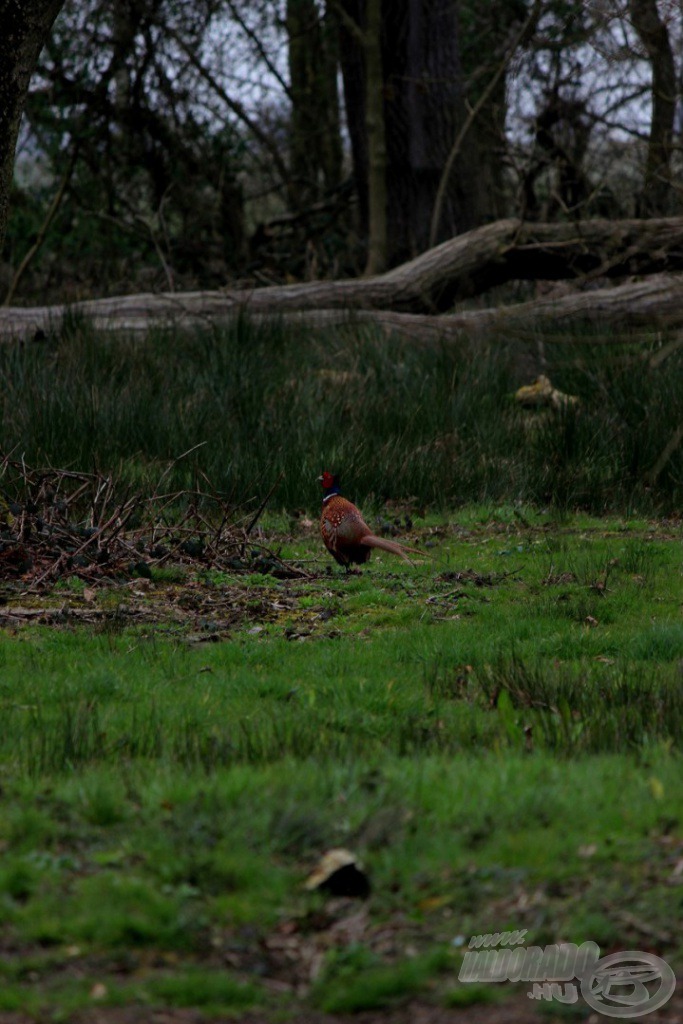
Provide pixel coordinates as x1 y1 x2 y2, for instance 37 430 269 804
338 0 472 267
628 0 677 213
382 0 467 260
287 0 343 208
18 0 258 293
0 0 65 252
362 0 387 273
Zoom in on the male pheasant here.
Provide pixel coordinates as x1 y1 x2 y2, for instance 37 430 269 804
319 471 420 568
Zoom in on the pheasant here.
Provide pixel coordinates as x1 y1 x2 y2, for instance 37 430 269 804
319 471 420 568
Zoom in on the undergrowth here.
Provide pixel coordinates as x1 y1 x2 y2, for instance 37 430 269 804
1 315 682 512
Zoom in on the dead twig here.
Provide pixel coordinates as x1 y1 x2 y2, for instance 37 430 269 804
0 451 303 590
245 472 284 538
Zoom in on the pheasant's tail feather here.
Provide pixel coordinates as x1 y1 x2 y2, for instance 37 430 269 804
359 534 423 562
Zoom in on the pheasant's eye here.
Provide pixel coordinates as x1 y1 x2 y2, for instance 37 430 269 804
321 471 335 488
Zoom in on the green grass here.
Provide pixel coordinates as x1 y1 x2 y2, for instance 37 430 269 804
2 514 683 769
0 749 680 1014
0 968 263 1017
1 319 683 1018
312 945 451 1011
0 513 682 1017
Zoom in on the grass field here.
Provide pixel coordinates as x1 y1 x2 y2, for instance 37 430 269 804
0 321 682 1020
1 507 682 1019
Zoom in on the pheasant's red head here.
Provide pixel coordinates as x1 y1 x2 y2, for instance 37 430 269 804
319 471 341 499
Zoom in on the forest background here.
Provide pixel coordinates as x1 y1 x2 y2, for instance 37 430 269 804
1 0 681 306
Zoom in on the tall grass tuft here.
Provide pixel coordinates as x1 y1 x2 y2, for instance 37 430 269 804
1 316 682 511
478 657 683 754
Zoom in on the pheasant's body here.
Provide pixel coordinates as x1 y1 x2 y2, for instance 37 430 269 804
319 472 420 568
321 494 374 567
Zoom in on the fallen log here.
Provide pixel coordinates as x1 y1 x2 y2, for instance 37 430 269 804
2 216 683 339
274 273 683 341
1 272 682 343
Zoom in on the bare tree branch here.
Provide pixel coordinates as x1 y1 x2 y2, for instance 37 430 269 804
166 25 291 190
3 144 77 306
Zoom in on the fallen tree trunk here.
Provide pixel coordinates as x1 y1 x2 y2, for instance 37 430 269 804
1 272 682 343
2 216 683 339
285 273 683 341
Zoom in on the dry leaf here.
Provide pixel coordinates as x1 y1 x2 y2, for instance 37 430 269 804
515 375 579 410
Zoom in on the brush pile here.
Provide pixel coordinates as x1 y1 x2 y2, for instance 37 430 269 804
0 452 304 588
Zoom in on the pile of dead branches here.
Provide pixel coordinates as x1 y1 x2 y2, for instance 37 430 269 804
0 452 305 589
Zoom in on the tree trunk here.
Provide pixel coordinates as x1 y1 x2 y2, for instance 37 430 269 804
287 0 343 208
320 5 344 192
363 0 387 274
457 0 529 223
5 217 683 338
337 0 369 236
382 0 471 262
0 0 65 254
628 0 677 215
340 0 472 266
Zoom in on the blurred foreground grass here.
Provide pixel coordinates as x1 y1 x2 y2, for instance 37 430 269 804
0 511 681 1017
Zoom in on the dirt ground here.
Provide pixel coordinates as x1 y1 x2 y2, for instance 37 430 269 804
1 988 682 1024
1 986 682 1024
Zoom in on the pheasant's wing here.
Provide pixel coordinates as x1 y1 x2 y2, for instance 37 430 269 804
323 498 370 541
334 512 371 543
